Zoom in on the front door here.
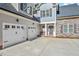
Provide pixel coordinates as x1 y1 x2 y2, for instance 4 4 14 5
48 26 53 36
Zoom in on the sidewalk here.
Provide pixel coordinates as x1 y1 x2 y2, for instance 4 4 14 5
0 37 79 56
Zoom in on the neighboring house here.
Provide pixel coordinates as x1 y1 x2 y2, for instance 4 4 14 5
0 3 40 49
56 4 79 38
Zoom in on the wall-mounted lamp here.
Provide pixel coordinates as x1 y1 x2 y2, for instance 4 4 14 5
16 19 19 22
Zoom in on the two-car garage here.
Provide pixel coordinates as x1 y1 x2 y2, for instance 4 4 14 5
0 9 40 49
2 21 40 48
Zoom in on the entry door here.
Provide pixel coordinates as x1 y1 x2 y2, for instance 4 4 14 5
48 26 53 36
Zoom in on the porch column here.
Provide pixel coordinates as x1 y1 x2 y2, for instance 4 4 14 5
45 23 47 36
53 23 56 36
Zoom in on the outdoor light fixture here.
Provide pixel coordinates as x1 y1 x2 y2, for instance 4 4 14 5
16 18 19 22
56 4 60 14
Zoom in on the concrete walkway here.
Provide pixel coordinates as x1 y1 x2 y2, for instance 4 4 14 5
0 37 79 56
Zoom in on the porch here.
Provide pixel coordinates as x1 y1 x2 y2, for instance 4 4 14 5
40 23 56 37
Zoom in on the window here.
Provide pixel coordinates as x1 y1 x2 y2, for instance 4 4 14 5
63 24 74 33
20 3 27 11
74 24 77 33
40 10 45 17
29 6 32 15
41 9 52 17
23 3 27 10
12 25 15 28
42 10 45 17
50 8 52 17
20 3 27 13
46 10 49 17
40 11 43 17
17 26 20 29
69 24 74 33
5 25 10 29
46 9 52 17
63 25 68 33
20 3 24 11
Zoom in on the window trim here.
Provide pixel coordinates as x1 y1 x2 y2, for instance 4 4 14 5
42 10 45 17
50 8 52 17
40 10 43 17
63 24 74 33
46 10 49 17
63 24 68 33
19 3 33 16
5 25 10 29
17 26 20 29
12 25 15 28
69 24 74 33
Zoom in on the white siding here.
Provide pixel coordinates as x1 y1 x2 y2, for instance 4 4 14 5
0 10 40 48
40 4 56 23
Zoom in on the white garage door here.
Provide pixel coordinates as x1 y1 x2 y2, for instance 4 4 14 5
2 23 27 48
28 26 36 40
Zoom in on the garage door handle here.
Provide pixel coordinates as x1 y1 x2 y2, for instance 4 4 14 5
4 41 8 43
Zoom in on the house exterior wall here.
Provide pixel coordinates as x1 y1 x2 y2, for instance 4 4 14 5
0 10 40 49
39 3 56 36
40 3 56 23
56 17 79 38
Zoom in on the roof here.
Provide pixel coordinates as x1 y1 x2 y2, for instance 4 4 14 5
0 3 39 22
57 4 79 17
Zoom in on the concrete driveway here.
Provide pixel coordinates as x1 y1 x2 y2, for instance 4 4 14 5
0 37 79 56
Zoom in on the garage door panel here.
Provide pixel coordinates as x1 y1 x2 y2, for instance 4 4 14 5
3 23 27 48
28 26 37 40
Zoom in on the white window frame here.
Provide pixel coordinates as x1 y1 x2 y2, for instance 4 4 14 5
63 24 74 33
40 10 43 17
43 10 45 17
69 24 74 33
50 8 52 17
46 10 49 17
63 24 69 33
